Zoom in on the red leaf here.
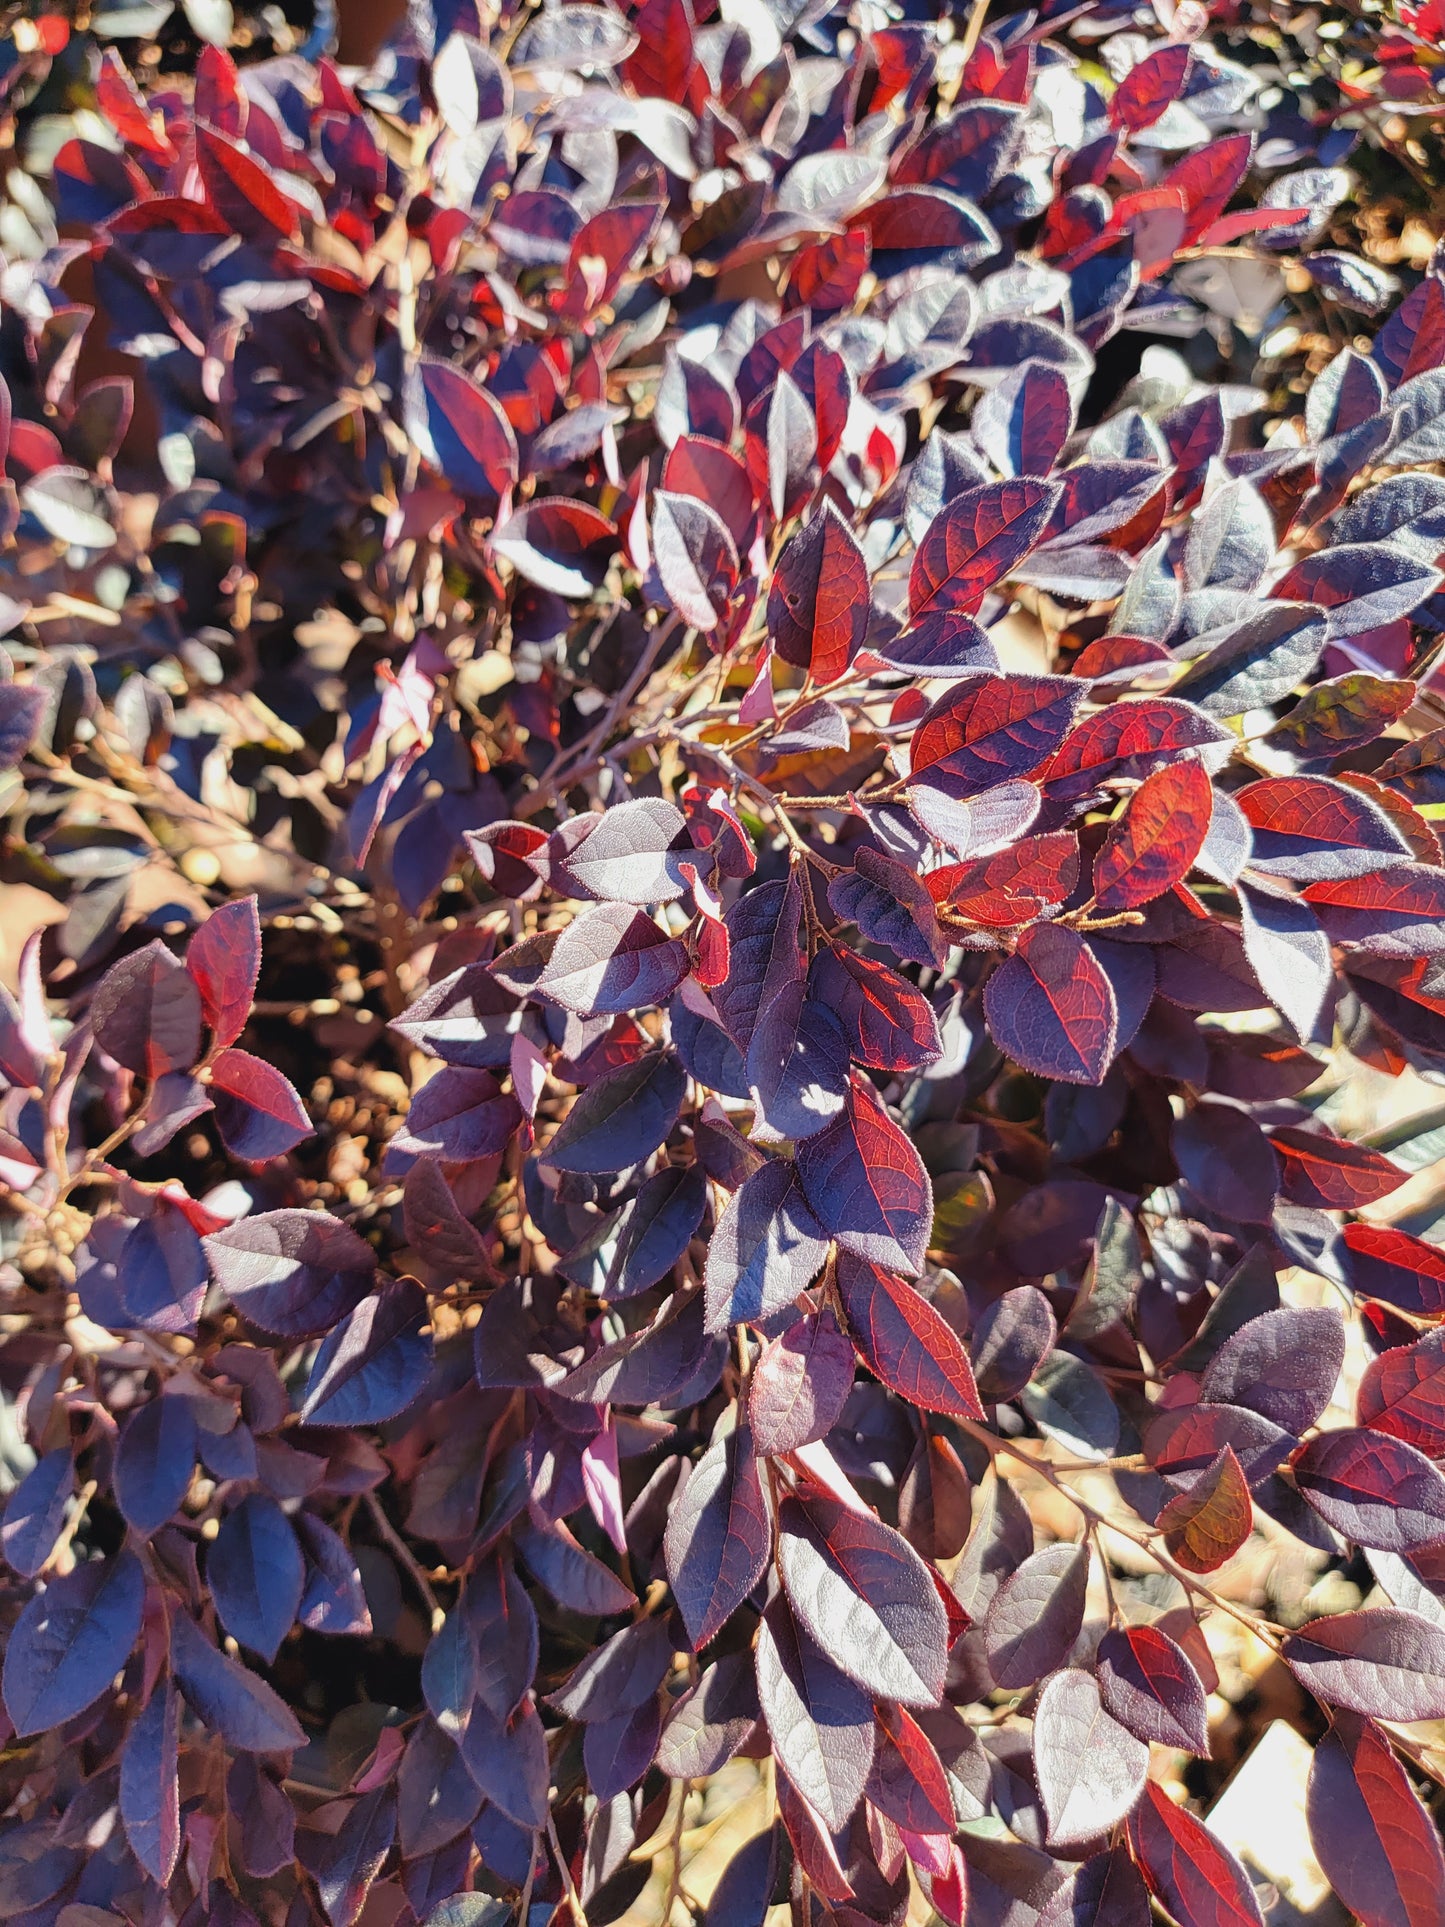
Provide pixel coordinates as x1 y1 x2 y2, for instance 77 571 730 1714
1242 782 1418 885
807 944 942 1073
1358 1329 1445 1455
209 1048 313 1163
1157 1445 1252 1574
1307 1711 1445 1927
1110 44 1192 131
909 479 1062 618
97 49 175 161
1093 760 1214 910
911 673 1084 792
1343 1222 1445 1315
186 897 261 1049
1041 696 1230 802
558 202 662 318
1096 1624 1211 1755
1130 1781 1265 1927
1302 861 1445 953
866 1703 955 1835
787 229 870 312
1160 133 1255 245
928 832 1080 928
835 1251 985 1421
797 1075 933 1276
195 125 300 243
1033 1669 1148 1847
984 922 1118 1085
767 502 868 684
621 0 697 103
492 497 614 597
1269 1126 1407 1209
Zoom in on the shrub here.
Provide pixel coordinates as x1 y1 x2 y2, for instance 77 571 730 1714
4 1 1445 1923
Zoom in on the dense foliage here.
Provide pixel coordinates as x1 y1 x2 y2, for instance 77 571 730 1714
7 0 1445 1922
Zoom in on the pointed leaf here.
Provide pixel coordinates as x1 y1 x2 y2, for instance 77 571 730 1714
664 1423 771 1649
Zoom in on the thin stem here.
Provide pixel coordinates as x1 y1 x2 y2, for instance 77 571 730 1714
955 1415 1284 1651
364 1491 444 1633
547 1812 590 1927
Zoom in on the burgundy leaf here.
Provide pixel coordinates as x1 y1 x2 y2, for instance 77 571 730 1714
984 922 1118 1085
664 1422 771 1650
543 1051 685 1174
1282 1608 1445 1721
755 1593 875 1831
1130 1781 1265 1927
535 902 690 1017
1238 774 1412 881
1038 1847 1152 1927
749 1311 855 1457
866 1702 955 1836
797 1074 933 1275
209 1047 314 1162
196 124 299 241
704 1157 829 1331
1306 1711 1445 1926
560 799 696 904
1293 1427 1445 1552
828 847 947 967
1096 1623 1211 1755
983 1541 1089 1689
652 490 739 631
203 1208 374 1338
91 940 203 1079
1200 1305 1345 1434
836 1252 985 1421
767 501 867 683
407 356 518 506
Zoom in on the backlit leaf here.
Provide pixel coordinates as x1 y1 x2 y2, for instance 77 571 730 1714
836 1252 985 1420
1158 1445 1253 1573
1092 759 1213 910
1306 1711 1445 1927
1130 1781 1265 1927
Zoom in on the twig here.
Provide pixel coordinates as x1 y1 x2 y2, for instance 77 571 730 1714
955 1415 1285 1651
547 1812 590 1927
364 1490 444 1632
